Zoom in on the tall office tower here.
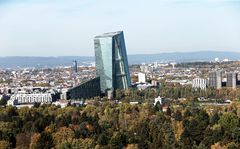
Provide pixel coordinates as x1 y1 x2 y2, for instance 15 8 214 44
209 70 222 89
226 72 237 89
94 31 131 93
73 60 78 73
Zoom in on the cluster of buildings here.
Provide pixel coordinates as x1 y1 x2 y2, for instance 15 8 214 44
131 59 240 92
0 66 96 92
67 31 132 100
1 30 239 108
0 65 96 107
1 31 132 107
129 61 192 89
192 71 238 90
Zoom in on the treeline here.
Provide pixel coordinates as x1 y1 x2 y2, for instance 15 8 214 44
115 88 158 102
160 83 240 101
115 84 240 102
0 101 239 149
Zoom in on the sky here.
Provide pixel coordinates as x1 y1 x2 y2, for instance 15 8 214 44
0 0 240 56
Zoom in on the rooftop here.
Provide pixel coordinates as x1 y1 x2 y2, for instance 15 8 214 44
95 31 123 38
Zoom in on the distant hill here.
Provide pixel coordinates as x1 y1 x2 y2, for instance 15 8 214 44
128 51 240 64
0 56 94 69
0 51 240 69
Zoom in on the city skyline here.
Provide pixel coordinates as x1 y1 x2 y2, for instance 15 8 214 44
0 0 240 56
1 1 240 148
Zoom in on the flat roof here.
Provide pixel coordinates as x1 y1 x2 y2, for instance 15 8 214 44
95 31 123 38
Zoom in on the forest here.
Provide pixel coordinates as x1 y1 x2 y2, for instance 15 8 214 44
0 98 239 149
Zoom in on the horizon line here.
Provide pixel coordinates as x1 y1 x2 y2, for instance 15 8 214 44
0 50 239 57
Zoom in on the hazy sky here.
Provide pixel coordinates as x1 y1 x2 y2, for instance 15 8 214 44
0 0 240 56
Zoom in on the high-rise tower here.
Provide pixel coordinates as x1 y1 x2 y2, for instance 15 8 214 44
226 72 237 89
94 31 131 93
73 60 78 73
209 70 222 89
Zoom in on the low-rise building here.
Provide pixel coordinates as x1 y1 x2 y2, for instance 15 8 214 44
192 78 207 90
137 84 152 90
138 73 146 83
52 100 69 108
154 96 162 106
7 93 52 106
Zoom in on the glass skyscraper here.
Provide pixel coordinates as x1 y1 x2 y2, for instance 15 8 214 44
94 31 131 93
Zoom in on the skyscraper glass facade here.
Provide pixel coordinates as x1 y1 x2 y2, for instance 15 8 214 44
94 31 131 93
67 77 100 99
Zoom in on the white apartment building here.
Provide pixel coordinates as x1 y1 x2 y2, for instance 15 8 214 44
7 93 52 106
138 73 146 83
192 78 207 90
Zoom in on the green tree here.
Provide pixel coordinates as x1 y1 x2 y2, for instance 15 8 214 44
183 109 192 118
30 132 53 149
166 107 172 116
210 112 220 125
218 113 239 134
0 140 11 149
97 133 109 146
226 142 239 149
174 110 182 121
154 101 162 112
110 132 127 149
